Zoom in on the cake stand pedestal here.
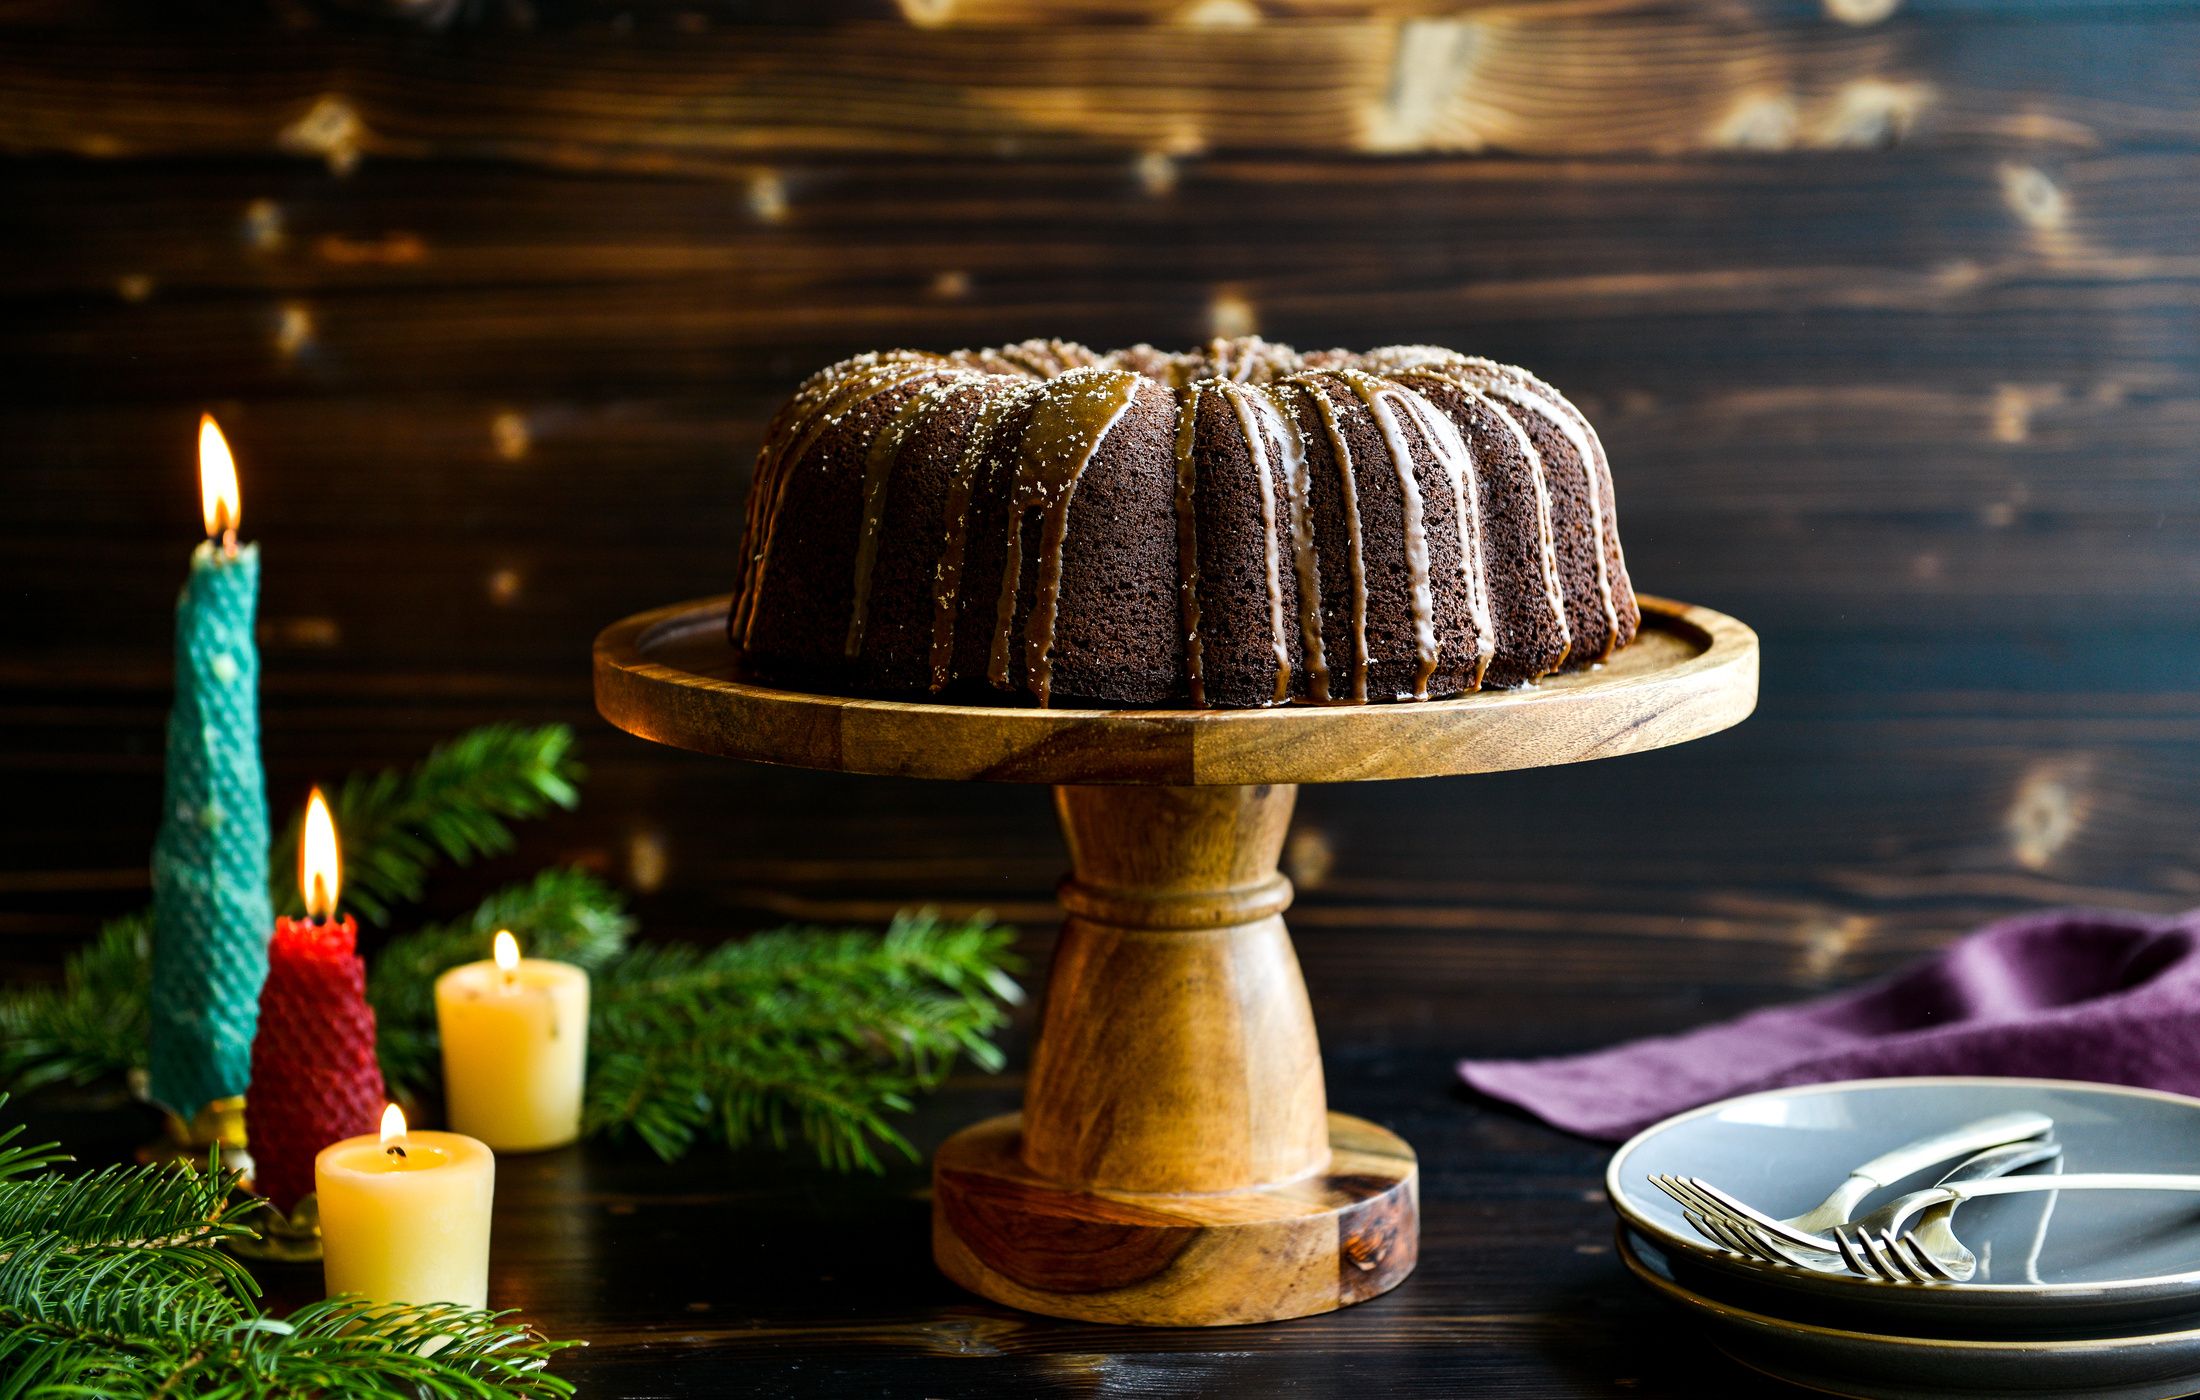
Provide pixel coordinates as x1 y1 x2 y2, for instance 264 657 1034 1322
594 595 1757 1326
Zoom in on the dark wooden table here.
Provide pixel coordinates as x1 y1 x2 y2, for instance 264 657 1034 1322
33 888 1836 1399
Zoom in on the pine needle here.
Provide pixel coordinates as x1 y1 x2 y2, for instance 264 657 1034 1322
583 909 1022 1170
270 723 583 926
0 1097 577 1398
0 720 1024 1175
0 914 149 1091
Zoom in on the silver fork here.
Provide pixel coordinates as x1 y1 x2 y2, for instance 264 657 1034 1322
1663 1139 2061 1273
1649 1110 2053 1256
1833 1172 2200 1284
1689 1144 2068 1276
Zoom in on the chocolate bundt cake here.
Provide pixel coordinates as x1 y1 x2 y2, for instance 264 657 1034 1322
730 337 1638 708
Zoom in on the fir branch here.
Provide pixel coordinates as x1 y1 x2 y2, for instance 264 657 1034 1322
0 714 1023 1176
370 868 635 1099
0 914 149 1091
584 910 1022 1170
34 1298 580 1400
0 1115 71 1186
271 724 583 926
0 723 585 1090
0 1101 576 1398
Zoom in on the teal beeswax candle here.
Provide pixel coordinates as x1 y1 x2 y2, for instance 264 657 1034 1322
147 416 273 1115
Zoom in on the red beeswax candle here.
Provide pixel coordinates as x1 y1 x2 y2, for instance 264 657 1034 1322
244 788 385 1212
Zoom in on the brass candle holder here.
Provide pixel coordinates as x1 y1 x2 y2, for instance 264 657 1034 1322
226 1191 323 1263
133 1081 253 1177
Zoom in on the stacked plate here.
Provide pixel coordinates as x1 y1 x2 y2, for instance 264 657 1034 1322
1606 1078 2200 1400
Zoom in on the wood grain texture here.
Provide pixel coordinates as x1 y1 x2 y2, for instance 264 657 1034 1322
938 784 1407 1324
1030 784 1322 1192
3 10 2197 164
7 0 2200 1387
934 1111 1416 1325
593 595 1758 784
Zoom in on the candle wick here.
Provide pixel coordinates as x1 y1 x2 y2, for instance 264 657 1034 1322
221 527 239 559
386 1143 408 1160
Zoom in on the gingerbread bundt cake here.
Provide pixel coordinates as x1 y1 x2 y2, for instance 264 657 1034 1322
730 338 1638 708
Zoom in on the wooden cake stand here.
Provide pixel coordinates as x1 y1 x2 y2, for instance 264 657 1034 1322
594 594 1758 1327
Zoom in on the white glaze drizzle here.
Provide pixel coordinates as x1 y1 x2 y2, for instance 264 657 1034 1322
1261 382 1329 702
1218 380 1293 704
1392 387 1495 689
1293 376 1372 701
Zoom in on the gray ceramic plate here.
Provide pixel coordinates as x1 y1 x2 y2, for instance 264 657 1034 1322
1607 1078 2200 1334
1622 1229 2200 1400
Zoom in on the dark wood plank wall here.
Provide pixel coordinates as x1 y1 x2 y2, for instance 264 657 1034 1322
4 0 2198 1060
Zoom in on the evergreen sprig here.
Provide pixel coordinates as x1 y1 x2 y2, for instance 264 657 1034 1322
0 913 149 1092
584 911 1022 1169
0 1101 576 1398
270 723 583 926
1 722 1023 1175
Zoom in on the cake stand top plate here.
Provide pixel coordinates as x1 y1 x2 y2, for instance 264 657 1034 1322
593 594 1757 786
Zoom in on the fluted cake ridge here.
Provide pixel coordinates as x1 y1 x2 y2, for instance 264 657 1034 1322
730 337 1639 708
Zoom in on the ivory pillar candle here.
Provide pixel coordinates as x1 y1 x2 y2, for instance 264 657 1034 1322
316 1105 494 1308
434 931 589 1152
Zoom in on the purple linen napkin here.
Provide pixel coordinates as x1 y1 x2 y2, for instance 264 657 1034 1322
1458 907 2200 1140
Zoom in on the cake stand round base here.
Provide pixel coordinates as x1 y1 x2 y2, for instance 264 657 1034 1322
934 1111 1417 1326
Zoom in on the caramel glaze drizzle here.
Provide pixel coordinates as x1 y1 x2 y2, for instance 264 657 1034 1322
987 367 1143 706
1252 383 1328 702
1172 382 1207 707
846 380 954 658
1216 382 1289 702
927 382 1028 693
1391 388 1495 690
1335 369 1440 700
733 353 928 644
1292 375 1374 702
734 356 947 650
1218 381 1321 705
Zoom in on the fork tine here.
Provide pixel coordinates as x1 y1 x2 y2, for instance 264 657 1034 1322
1833 1225 1873 1277
1681 1177 1835 1251
1654 1175 1725 1218
1657 1178 1754 1237
1675 1187 1809 1264
1685 1208 1763 1259
1874 1232 1927 1285
1678 1207 1726 1248
1898 1231 1959 1282
1871 1229 1926 1284
1853 1227 1901 1282
1687 1205 1799 1267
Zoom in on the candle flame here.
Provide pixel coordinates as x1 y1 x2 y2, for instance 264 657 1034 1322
198 414 241 542
493 929 520 974
380 1102 407 1150
301 786 342 918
